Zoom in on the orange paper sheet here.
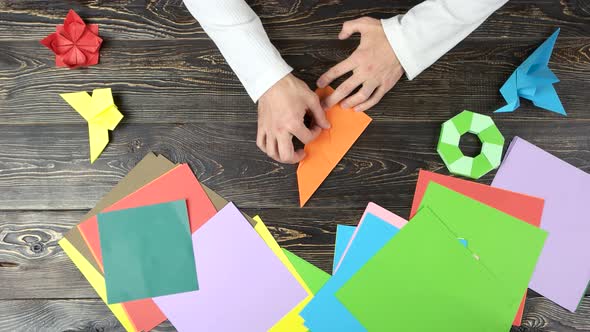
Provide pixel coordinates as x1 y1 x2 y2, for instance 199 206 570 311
410 169 545 326
77 163 217 331
297 87 372 206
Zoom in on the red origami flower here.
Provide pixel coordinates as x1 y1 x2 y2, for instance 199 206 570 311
41 10 103 68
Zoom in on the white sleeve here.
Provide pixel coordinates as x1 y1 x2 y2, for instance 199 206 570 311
183 0 292 102
381 0 508 80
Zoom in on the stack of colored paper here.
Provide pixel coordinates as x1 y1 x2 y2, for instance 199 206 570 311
299 171 549 331
300 136 590 330
59 153 331 331
60 135 590 331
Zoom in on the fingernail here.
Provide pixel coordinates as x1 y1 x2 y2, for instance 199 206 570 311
341 102 349 109
317 80 326 88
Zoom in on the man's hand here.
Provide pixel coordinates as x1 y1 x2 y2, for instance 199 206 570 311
257 73 331 164
317 17 404 112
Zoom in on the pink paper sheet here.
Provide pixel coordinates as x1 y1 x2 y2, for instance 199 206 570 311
333 202 408 273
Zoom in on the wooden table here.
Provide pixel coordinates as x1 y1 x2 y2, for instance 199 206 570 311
0 1 589 331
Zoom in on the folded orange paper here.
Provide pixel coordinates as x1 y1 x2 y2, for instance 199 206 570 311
297 87 372 206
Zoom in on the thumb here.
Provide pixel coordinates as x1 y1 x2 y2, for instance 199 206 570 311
307 95 331 129
338 18 364 40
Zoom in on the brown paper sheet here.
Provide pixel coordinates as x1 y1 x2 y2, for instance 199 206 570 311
64 152 176 272
201 185 257 227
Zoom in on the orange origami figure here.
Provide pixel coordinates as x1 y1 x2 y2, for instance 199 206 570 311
40 9 102 68
297 87 372 207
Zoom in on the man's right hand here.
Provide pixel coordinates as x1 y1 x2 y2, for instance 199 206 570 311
257 73 331 164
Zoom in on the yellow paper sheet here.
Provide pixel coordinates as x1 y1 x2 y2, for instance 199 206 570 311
252 216 312 332
60 88 123 163
59 238 136 332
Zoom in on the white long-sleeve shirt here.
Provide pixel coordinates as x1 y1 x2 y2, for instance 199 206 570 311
183 0 508 102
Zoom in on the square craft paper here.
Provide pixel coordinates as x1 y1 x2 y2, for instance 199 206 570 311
98 200 198 304
492 137 590 311
335 208 513 331
154 203 307 332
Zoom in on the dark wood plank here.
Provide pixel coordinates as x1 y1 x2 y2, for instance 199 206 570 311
0 0 588 41
0 297 589 331
518 297 590 331
0 121 587 210
1 38 589 124
0 208 356 299
0 299 175 331
0 210 84 299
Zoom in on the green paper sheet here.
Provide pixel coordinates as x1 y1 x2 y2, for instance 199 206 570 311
98 200 198 304
335 208 514 331
283 249 330 295
418 182 547 306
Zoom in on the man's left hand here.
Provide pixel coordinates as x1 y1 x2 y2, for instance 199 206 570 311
317 17 404 112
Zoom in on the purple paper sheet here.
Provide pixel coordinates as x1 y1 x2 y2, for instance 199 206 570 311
492 136 590 312
154 203 307 331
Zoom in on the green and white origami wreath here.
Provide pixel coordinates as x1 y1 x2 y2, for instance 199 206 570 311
437 110 505 179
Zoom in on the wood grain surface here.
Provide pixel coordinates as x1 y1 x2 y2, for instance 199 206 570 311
0 0 589 331
0 0 589 40
0 121 588 210
1 38 589 124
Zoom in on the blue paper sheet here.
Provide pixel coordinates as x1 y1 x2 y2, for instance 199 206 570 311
333 225 356 272
495 28 565 115
301 213 399 331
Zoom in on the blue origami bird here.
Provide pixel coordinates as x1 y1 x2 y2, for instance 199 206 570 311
495 28 565 115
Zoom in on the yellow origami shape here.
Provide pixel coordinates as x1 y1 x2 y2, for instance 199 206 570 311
60 88 123 163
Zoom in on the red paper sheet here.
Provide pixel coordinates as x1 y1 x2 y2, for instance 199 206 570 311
410 169 544 326
78 163 217 331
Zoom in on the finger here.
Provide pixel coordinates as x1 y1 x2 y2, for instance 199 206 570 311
323 75 363 109
277 134 304 164
294 148 306 162
266 135 280 161
256 130 266 153
317 58 356 89
341 82 378 109
290 122 320 145
354 86 388 112
309 125 323 138
307 94 331 129
339 18 366 40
